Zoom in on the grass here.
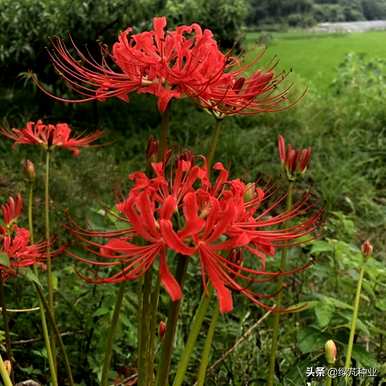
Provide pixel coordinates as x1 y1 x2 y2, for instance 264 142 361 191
245 30 386 92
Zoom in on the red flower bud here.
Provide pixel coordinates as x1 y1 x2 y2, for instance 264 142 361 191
325 340 337 365
159 321 166 338
23 159 36 181
277 135 312 179
146 136 159 163
361 240 373 258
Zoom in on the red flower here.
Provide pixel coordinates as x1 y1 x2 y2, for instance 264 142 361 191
278 134 312 179
41 17 292 114
0 120 103 156
0 196 48 279
1 194 23 226
70 155 320 313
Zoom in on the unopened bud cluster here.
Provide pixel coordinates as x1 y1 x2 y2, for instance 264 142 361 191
325 339 337 365
278 135 312 180
361 240 373 259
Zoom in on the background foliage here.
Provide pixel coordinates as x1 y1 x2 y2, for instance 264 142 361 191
0 1 385 385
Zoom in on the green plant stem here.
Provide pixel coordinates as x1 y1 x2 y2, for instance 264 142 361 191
173 287 213 386
156 255 189 386
158 107 170 160
196 304 220 386
344 261 366 372
0 353 12 386
326 365 333 386
44 150 57 365
101 282 126 386
206 118 222 169
28 181 34 243
0 274 13 382
267 182 293 386
38 294 58 386
138 269 154 386
34 283 74 386
27 178 58 386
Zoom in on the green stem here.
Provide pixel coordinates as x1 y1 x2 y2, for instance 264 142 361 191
138 269 154 386
156 255 189 386
27 178 58 386
206 119 222 169
38 294 58 386
267 182 293 386
196 303 220 386
344 262 366 371
173 287 213 386
326 365 333 386
44 151 57 365
0 274 13 382
0 353 12 386
158 107 170 160
34 283 74 386
28 181 34 243
101 282 126 386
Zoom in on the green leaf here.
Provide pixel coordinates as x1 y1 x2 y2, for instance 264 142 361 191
351 345 378 368
297 327 327 354
93 307 111 318
310 240 334 255
315 300 335 328
375 298 386 312
22 268 43 288
0 252 10 267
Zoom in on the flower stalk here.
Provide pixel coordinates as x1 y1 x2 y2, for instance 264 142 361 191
101 282 126 386
267 182 293 386
156 255 189 386
44 150 57 367
34 282 74 386
0 354 12 386
27 173 58 386
196 303 220 386
0 274 13 381
173 287 213 386
344 243 371 374
206 118 222 169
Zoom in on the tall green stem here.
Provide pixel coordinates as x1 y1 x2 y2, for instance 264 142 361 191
156 255 189 386
34 283 74 386
344 261 366 372
101 282 126 386
0 274 12 382
173 287 213 386
27 178 58 386
267 182 293 386
0 353 12 386
28 182 34 243
158 107 170 160
138 269 154 386
44 150 58 368
196 303 219 386
206 119 222 169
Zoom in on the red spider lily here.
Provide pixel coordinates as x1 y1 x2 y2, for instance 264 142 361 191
70 155 321 313
0 196 48 279
0 120 103 156
1 194 23 227
41 17 292 114
278 134 312 179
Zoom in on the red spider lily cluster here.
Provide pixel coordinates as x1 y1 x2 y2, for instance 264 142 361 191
69 153 321 313
0 196 47 279
278 134 312 179
44 17 292 115
0 120 102 156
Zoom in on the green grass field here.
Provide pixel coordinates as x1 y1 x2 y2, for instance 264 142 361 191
246 30 386 92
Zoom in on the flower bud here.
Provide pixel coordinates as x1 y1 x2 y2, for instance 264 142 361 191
146 136 159 164
244 183 256 202
361 240 373 258
23 159 36 181
325 340 337 365
159 321 166 338
4 360 11 375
